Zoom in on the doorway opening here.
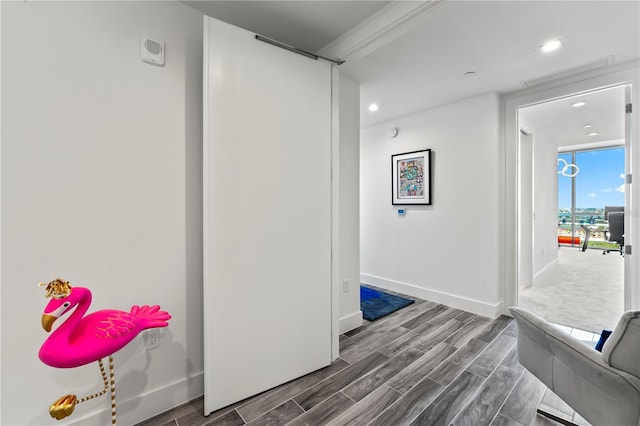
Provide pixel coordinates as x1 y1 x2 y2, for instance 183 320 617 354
516 84 627 334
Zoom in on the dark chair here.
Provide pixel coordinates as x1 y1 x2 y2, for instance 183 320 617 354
604 210 624 255
604 206 625 217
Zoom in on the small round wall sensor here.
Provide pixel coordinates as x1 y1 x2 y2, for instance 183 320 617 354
390 127 399 138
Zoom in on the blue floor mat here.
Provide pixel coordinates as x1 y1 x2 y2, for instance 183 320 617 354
360 285 414 321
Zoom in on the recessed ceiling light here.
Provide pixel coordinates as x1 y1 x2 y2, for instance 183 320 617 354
541 39 563 53
571 101 587 108
583 124 592 128
368 103 379 112
588 132 599 136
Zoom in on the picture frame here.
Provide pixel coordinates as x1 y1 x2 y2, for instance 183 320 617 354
391 149 431 205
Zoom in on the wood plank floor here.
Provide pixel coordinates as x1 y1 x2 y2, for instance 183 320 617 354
136 288 586 426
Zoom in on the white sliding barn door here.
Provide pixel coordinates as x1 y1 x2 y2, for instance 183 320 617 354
203 17 333 414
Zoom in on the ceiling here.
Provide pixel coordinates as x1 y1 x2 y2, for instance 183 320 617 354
182 1 390 52
520 86 626 149
183 0 640 140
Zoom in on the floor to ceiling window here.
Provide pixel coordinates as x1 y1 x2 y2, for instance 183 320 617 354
557 146 625 250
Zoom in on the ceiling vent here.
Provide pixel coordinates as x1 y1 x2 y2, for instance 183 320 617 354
524 56 613 88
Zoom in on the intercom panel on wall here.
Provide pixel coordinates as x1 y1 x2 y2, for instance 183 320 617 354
140 36 164 66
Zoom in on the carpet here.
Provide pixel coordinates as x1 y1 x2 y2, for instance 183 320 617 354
360 285 414 321
519 247 624 333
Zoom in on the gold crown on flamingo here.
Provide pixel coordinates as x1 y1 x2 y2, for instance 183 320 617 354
40 278 72 299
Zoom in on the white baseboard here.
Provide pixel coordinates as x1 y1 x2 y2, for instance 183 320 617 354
67 371 204 425
339 310 363 334
533 257 559 279
361 273 503 319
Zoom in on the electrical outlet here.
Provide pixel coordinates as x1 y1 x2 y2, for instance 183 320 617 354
342 279 350 293
144 329 159 351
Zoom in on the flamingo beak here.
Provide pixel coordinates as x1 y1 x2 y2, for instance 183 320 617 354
42 314 57 332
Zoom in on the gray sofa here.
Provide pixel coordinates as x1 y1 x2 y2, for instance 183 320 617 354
509 307 640 426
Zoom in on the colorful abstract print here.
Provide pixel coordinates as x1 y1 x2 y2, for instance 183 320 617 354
398 157 424 198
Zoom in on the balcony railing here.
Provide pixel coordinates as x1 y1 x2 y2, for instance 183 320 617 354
558 210 619 250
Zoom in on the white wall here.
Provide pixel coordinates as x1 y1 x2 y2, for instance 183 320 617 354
532 130 560 276
1 2 204 424
518 116 559 278
338 75 362 333
361 93 502 318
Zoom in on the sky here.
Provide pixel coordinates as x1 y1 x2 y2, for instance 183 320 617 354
558 147 625 210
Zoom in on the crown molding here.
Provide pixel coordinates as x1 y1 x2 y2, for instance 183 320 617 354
317 0 444 63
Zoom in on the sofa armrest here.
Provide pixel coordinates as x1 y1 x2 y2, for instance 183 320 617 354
509 307 640 401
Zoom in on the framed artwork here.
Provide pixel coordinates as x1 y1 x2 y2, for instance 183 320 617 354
391 149 431 205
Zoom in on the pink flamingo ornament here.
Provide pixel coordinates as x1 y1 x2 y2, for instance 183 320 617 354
38 278 171 423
